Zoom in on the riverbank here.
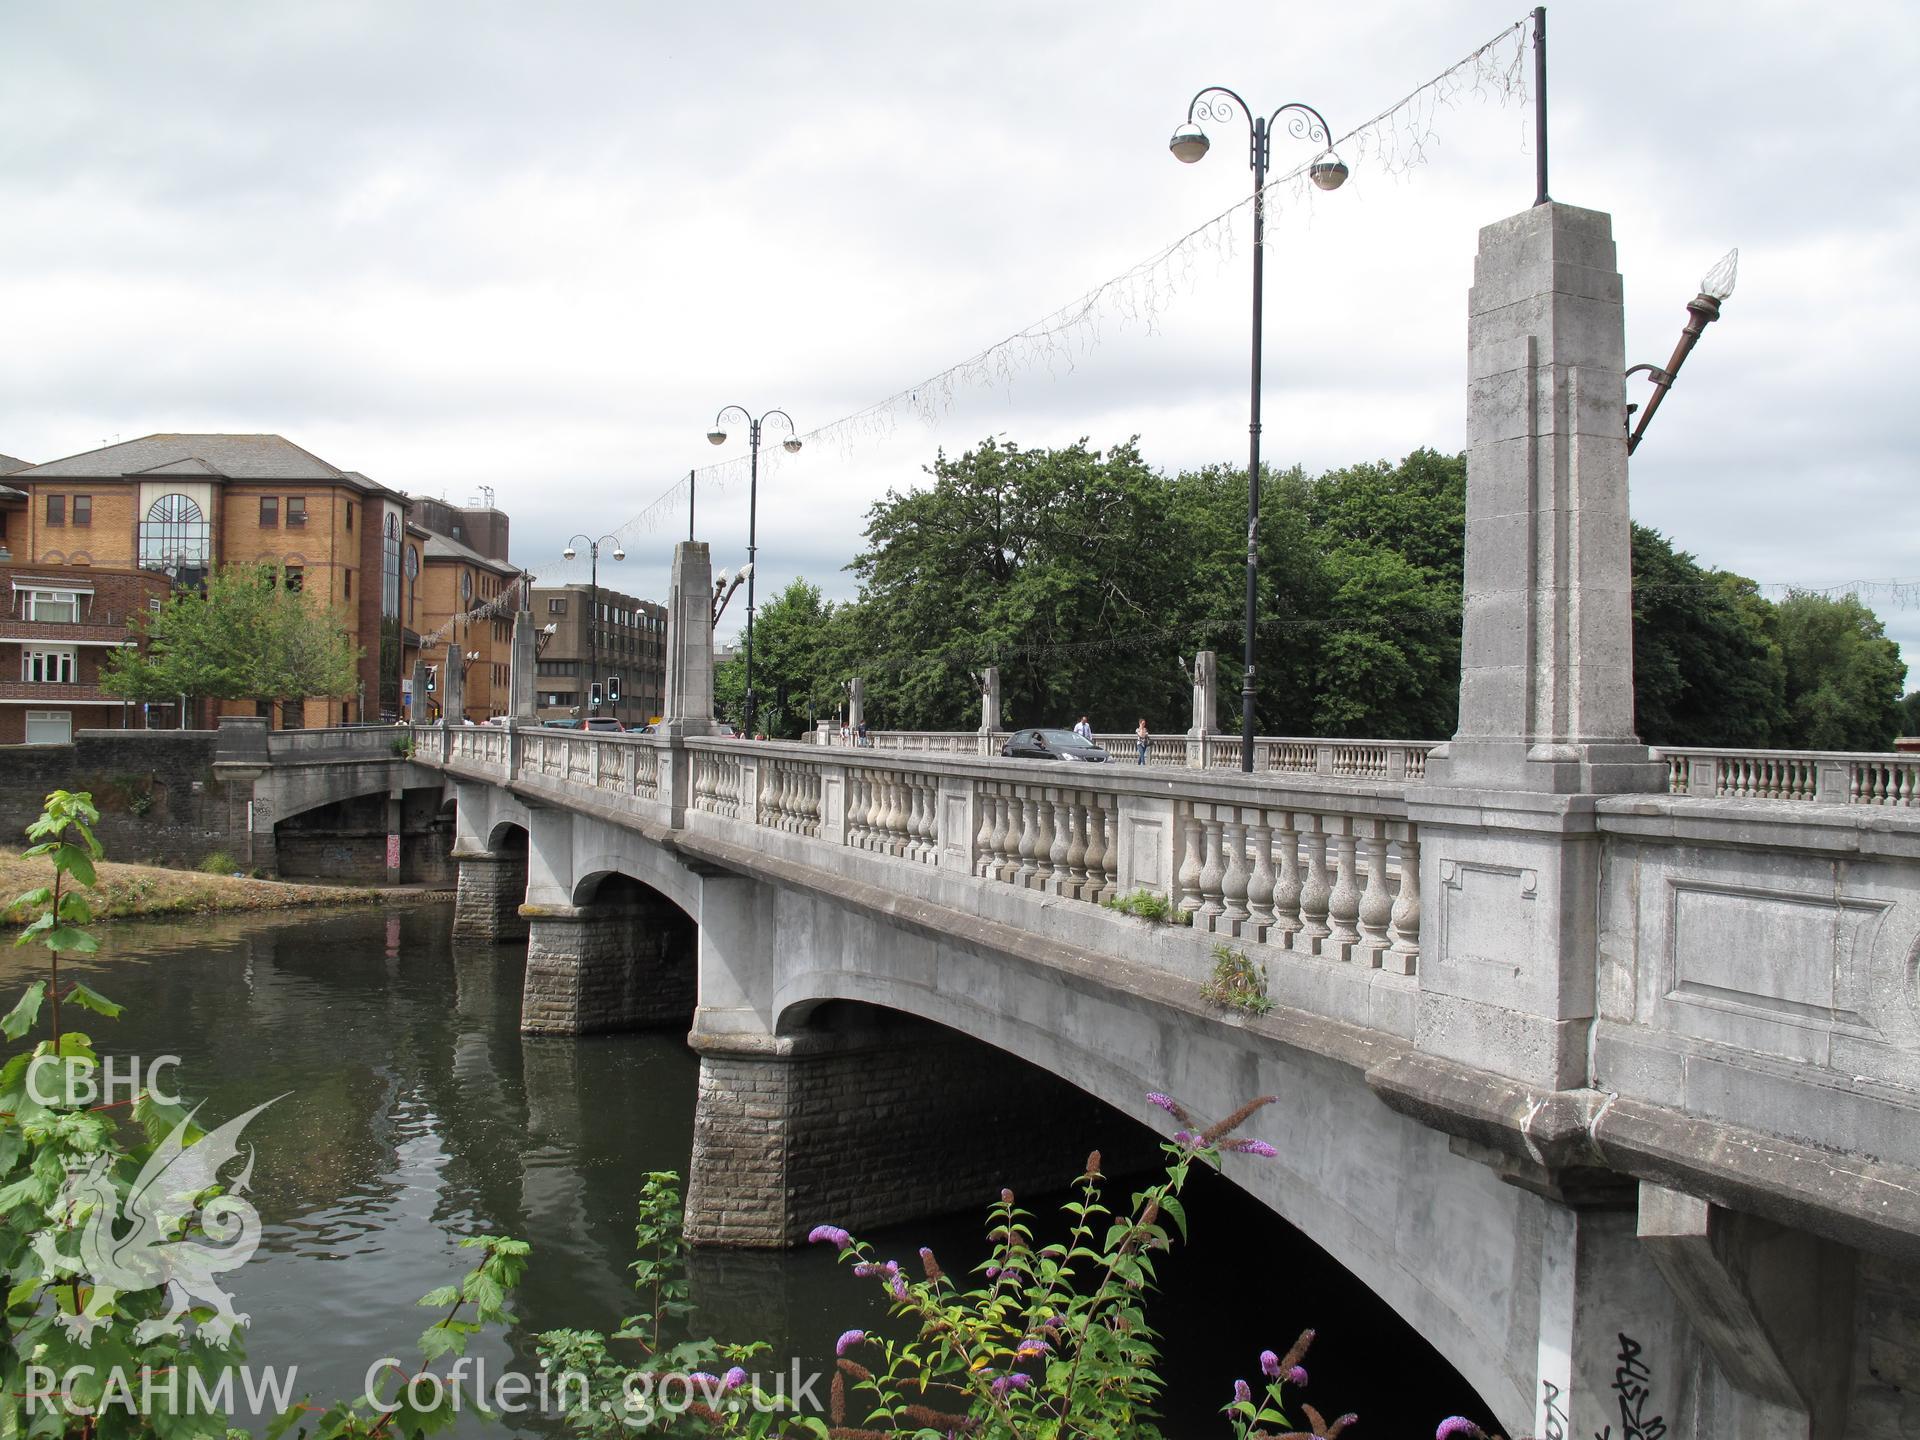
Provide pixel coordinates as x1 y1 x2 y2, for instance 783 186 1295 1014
0 851 442 923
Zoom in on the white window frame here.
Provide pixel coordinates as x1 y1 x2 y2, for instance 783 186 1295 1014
16 587 87 622
22 648 77 684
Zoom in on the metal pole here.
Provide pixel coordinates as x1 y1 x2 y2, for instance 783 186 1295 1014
1532 6 1550 206
587 544 599 718
688 468 696 542
744 420 760 736
1240 117 1267 774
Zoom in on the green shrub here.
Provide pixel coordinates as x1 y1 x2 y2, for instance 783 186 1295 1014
1200 942 1273 1014
390 736 415 758
1102 887 1173 921
197 850 237 875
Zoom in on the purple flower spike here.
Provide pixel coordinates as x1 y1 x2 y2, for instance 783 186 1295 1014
1435 1420 1483 1440
990 1372 1034 1397
1222 1138 1280 1158
890 1275 909 1300
835 1329 867 1357
1233 1379 1252 1404
1288 1365 1310 1387
721 1367 747 1392
1015 1338 1051 1358
1146 1092 1178 1114
1173 1130 1196 1147
1260 1349 1281 1379
808 1224 852 1251
689 1372 719 1388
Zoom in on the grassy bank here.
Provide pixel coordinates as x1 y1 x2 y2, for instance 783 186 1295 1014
0 851 415 923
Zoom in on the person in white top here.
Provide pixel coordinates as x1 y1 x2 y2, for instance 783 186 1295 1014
1073 715 1093 742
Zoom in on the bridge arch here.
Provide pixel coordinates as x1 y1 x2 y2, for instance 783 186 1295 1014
745 893 1529 1425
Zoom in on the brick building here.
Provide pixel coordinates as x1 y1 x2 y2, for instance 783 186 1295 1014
530 582 666 729
417 532 523 723
2 435 420 732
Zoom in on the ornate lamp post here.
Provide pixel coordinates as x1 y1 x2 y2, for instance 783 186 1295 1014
1626 249 1739 455
706 406 802 735
561 533 625 718
1170 88 1348 772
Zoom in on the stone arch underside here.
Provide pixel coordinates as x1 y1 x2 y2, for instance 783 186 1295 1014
745 883 1533 1427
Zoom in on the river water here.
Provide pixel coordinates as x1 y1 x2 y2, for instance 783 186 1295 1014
2 900 1493 1437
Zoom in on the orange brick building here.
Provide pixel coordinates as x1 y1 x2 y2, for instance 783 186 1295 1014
2 435 421 733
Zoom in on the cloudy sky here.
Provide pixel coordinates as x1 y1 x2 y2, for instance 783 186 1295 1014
4 1 1916 684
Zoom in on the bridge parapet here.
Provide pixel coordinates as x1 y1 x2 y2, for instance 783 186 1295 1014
265 725 413 762
428 723 1428 984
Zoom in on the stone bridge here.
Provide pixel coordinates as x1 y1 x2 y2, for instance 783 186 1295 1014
212 718 452 881
321 199 1920 1438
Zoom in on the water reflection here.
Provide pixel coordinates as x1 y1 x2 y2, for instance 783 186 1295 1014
0 902 1487 1438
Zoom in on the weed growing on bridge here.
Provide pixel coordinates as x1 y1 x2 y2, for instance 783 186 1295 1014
1102 888 1174 922
1201 944 1273 1015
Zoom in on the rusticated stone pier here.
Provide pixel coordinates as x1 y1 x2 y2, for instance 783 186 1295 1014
520 874 695 1034
452 834 529 942
684 1006 1159 1248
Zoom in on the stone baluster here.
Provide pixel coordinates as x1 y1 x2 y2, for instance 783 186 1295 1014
1357 817 1393 966
919 778 939 859
1328 821 1361 959
1048 794 1074 896
1196 811 1226 927
1176 812 1204 919
983 790 1008 878
1029 792 1056 888
1246 813 1276 942
1298 814 1331 951
1386 827 1421 975
900 780 921 860
873 772 896 853
1014 794 1040 886
1062 794 1088 899
975 784 997 876
1221 810 1251 934
1082 797 1110 903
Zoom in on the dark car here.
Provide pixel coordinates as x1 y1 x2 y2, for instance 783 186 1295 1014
1001 728 1110 762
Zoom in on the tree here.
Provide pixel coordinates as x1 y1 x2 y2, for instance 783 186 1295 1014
714 579 851 738
101 564 362 712
1772 592 1907 750
1900 690 1920 739
1629 526 1786 748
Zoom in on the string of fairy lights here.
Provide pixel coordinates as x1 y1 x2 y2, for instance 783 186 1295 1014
533 16 1536 586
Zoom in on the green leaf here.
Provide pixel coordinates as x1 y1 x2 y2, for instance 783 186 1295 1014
51 844 97 888
1 981 46 1040
63 983 120 1019
42 927 99 955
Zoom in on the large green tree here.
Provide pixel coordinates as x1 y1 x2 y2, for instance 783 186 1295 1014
1629 525 1786 748
102 563 361 711
1771 592 1906 750
742 435 1905 752
715 579 856 738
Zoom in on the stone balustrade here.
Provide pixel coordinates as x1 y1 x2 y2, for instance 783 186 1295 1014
1655 745 1920 806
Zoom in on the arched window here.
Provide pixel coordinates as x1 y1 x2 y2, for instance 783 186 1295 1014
404 544 419 625
138 494 210 579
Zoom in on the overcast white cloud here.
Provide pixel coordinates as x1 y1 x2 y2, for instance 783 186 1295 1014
4 0 1917 684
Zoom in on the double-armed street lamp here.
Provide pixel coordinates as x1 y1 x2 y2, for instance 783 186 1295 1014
561 533 625 717
1169 88 1348 773
706 406 802 736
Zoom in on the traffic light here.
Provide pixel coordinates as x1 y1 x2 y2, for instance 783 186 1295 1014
607 674 622 704
425 667 437 693
590 682 604 709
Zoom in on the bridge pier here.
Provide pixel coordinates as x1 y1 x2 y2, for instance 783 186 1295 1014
521 881 696 1035
683 1007 1157 1248
452 843 529 942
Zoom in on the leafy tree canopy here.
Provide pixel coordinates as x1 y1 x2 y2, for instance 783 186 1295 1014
725 436 1906 751
101 563 362 705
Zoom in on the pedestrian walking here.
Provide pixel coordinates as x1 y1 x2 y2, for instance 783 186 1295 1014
1073 715 1093 742
857 719 870 748
1135 718 1150 765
